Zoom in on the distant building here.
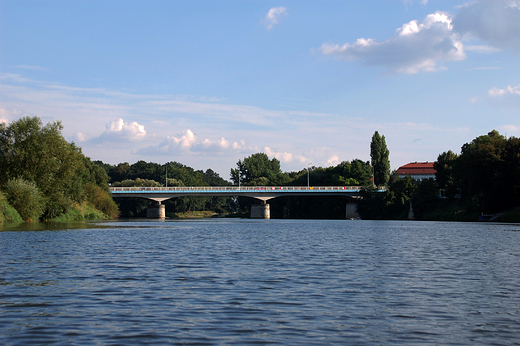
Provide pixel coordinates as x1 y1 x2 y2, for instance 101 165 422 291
397 161 436 181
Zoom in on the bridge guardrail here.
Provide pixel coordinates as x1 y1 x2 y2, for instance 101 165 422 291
109 186 386 193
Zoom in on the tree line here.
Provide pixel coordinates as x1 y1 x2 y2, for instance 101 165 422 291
358 130 520 221
0 117 393 221
99 161 233 217
6 116 514 221
104 151 380 218
0 117 118 223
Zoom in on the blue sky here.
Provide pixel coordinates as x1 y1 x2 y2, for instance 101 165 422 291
1 0 520 179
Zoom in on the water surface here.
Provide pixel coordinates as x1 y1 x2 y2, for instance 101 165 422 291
1 219 520 345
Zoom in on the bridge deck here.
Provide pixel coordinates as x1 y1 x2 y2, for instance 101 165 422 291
109 186 384 202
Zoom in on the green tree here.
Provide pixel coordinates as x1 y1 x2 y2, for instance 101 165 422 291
455 130 507 213
112 178 163 187
0 117 85 199
411 178 439 220
370 131 390 186
0 117 118 220
84 183 119 219
346 159 373 186
231 153 285 186
0 191 23 223
356 188 391 220
5 178 45 221
434 150 459 198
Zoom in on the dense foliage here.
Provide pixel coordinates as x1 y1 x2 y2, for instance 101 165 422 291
230 153 288 186
105 154 376 218
0 191 23 224
446 130 520 214
358 130 520 221
370 131 390 186
228 156 374 218
102 160 233 217
0 117 118 221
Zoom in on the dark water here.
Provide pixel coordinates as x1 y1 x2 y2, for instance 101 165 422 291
1 219 520 345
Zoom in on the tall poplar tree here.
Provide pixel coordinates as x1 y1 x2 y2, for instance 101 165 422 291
370 131 390 186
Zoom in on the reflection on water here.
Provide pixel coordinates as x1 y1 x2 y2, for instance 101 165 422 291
1 219 520 345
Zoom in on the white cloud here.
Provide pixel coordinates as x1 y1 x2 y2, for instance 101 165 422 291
499 124 519 133
0 73 483 176
489 84 520 96
72 132 89 142
327 155 340 166
318 12 465 74
0 109 9 124
403 0 428 5
138 129 254 156
14 65 49 71
167 129 196 150
0 108 27 125
262 7 288 30
143 99 285 126
453 0 520 52
466 66 500 71
264 147 307 164
465 45 501 53
94 118 147 143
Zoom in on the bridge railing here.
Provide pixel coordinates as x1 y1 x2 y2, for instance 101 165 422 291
109 186 372 192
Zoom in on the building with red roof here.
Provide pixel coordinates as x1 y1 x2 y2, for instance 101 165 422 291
397 161 436 181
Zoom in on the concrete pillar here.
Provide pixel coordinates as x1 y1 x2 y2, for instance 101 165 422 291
407 200 415 220
147 202 166 218
346 202 360 219
251 202 270 219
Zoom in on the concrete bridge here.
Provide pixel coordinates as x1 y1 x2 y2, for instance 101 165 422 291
109 186 385 219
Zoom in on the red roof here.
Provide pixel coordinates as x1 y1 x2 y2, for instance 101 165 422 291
397 162 436 175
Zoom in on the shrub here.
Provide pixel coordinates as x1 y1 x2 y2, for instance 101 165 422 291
43 192 73 220
5 178 45 221
84 183 119 218
0 191 23 223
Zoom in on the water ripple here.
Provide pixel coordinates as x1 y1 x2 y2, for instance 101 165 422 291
1 220 520 344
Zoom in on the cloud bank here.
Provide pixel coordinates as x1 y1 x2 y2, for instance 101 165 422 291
262 7 288 29
453 0 520 52
91 119 147 143
319 0 520 74
319 12 465 74
489 84 520 97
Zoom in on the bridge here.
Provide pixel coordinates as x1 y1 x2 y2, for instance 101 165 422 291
109 186 385 219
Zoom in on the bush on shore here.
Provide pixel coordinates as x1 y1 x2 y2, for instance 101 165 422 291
4 178 45 222
47 202 108 222
0 116 119 223
0 191 23 224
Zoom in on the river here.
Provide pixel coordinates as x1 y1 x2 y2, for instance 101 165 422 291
1 219 520 345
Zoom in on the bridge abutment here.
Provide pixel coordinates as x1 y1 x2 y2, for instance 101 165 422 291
147 202 166 218
250 202 270 219
346 202 360 219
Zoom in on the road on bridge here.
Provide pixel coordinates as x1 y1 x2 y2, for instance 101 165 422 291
109 185 385 202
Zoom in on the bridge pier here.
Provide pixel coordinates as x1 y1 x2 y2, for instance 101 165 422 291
147 202 165 218
250 201 270 219
346 202 360 219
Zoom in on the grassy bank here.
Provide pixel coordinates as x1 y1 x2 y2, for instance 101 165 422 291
493 209 520 223
1 192 113 224
0 192 23 224
47 202 111 222
166 210 219 218
420 200 479 222
417 200 520 223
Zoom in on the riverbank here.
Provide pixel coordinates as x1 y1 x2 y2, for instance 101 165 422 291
166 210 219 218
416 200 520 223
0 198 114 225
0 193 23 224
